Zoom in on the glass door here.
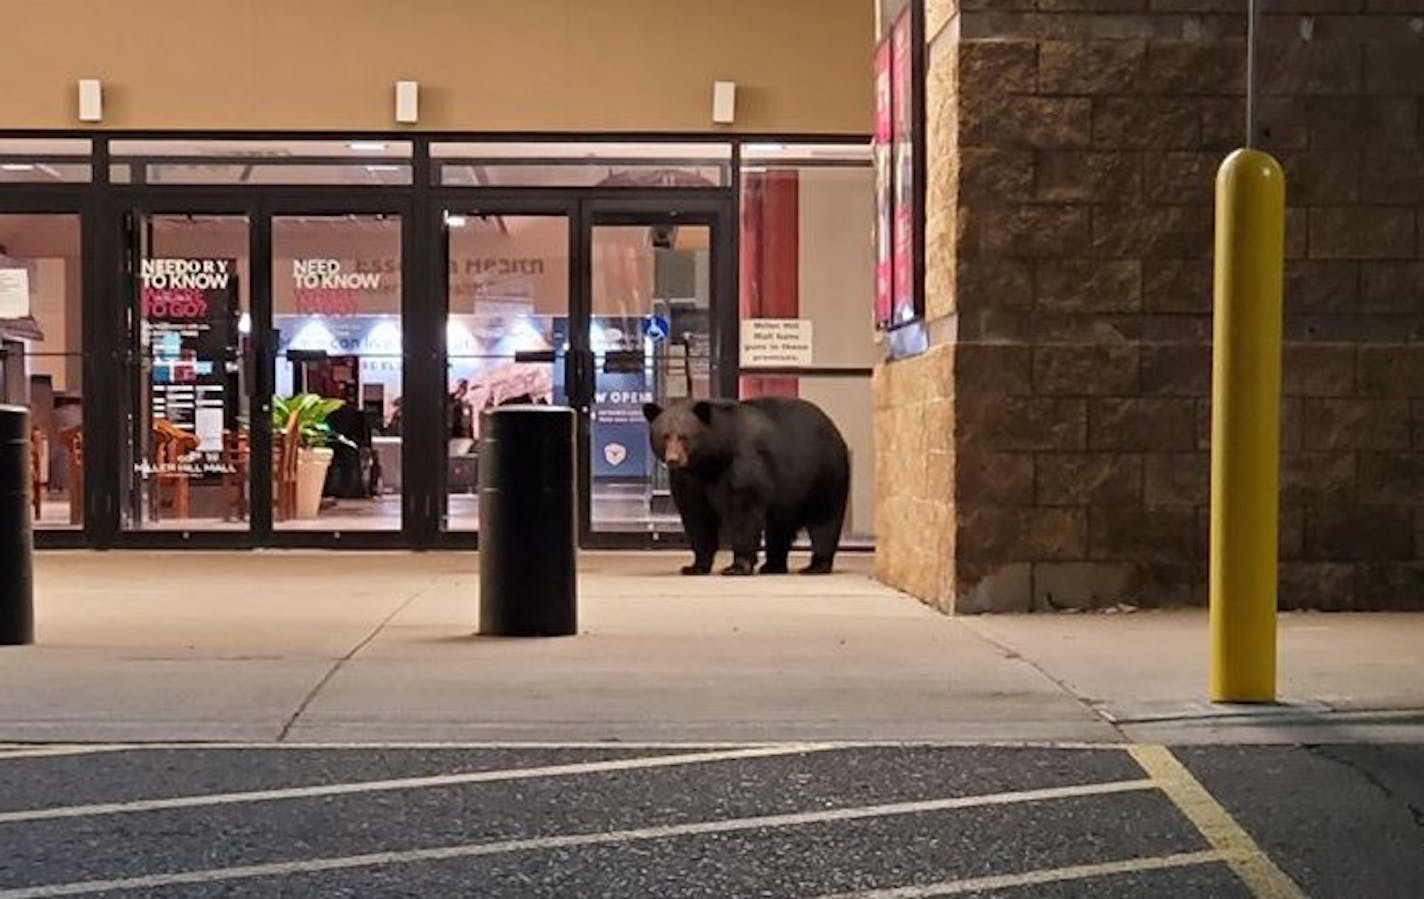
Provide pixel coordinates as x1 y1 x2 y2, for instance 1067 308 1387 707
439 208 572 534
120 209 254 538
578 203 729 542
268 212 404 536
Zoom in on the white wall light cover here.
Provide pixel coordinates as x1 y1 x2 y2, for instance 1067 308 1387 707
395 81 419 124
78 79 102 122
712 81 735 124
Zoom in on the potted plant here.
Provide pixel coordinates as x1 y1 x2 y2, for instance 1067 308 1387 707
271 393 355 519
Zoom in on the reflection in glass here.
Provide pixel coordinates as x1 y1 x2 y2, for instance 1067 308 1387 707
0 214 84 529
273 215 402 531
443 215 569 531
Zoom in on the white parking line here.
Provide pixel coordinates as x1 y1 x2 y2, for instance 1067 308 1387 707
0 778 1157 899
810 849 1233 897
0 743 839 825
0 747 131 761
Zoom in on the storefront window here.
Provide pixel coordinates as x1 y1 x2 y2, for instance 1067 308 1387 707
434 141 729 188
0 214 84 529
109 140 413 186
273 215 403 531
0 139 91 184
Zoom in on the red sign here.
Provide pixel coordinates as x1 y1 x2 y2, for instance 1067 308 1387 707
873 32 893 329
890 10 915 327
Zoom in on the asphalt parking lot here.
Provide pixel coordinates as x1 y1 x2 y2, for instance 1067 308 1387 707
0 741 1419 898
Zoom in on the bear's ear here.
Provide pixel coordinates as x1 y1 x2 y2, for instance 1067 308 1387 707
692 401 713 425
642 402 663 423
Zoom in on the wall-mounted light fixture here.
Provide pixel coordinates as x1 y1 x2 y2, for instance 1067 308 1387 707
395 81 419 124
712 81 735 125
78 79 103 122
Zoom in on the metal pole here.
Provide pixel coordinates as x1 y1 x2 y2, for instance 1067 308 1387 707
1246 0 1259 148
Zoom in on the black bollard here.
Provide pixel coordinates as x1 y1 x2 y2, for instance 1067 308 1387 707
0 405 34 645
478 405 577 636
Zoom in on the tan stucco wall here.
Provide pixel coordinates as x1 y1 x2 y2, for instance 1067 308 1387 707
3 0 872 133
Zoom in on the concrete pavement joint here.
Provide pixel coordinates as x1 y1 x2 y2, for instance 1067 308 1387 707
957 619 1129 742
1128 744 1307 899
274 574 445 742
0 743 841 825
0 777 1159 899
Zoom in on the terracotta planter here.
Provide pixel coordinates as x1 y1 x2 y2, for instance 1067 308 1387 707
295 447 333 519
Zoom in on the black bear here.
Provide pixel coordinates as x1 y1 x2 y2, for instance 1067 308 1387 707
641 396 850 576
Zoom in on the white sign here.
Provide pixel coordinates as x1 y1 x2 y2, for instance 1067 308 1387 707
739 318 813 368
0 268 30 319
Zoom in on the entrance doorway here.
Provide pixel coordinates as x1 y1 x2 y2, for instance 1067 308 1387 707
437 196 733 547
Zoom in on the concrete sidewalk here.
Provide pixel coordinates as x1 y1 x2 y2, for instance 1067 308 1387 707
2 551 1421 745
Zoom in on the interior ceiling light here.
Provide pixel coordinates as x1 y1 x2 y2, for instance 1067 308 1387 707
445 214 469 228
349 141 387 152
2 163 36 172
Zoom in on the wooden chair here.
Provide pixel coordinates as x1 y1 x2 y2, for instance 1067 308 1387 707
220 427 249 522
28 427 45 521
150 419 198 522
58 425 83 525
273 411 301 522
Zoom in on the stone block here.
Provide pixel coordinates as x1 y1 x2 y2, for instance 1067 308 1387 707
1036 260 1141 313
1033 345 1139 395
957 504 1089 560
1142 152 1218 205
1365 43 1424 94
1093 206 1212 259
956 342 1033 395
956 452 1035 504
1149 0 1241 10
1039 41 1146 95
1139 562 1207 606
954 561 1033 614
1279 152 1360 204
1032 562 1143 611
957 258 1035 311
1144 41 1247 95
1358 453 1424 504
962 205 1093 258
1280 505 1305 559
1358 346 1424 397
1308 97 1418 150
1305 504 1415 561
1144 452 1208 505
1360 153 1424 206
1036 452 1143 505
1362 263 1424 315
962 397 1088 450
958 40 1038 96
1144 260 1212 313
1281 452 1357 504
1278 562 1357 611
1284 260 1359 314
1261 0 1366 10
1140 315 1211 342
1201 98 1251 151
1255 97 1310 150
1309 208 1416 260
1140 343 1211 396
1094 98 1200 149
1092 397 1197 451
1040 0 1148 9
962 97 1094 149
1089 506 1199 562
959 150 1035 202
1355 565 1424 611
1259 41 1363 95
1303 398 1411 450
1036 151 1142 204
1284 207 1309 260
1283 343 1356 396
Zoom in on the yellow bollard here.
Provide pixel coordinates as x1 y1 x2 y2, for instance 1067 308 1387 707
1209 148 1286 703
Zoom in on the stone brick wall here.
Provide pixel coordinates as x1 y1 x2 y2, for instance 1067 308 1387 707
874 1 1424 611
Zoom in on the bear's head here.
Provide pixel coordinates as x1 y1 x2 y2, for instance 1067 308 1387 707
642 400 713 470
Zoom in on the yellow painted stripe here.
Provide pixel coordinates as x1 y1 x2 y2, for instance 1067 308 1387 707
1129 744 1307 899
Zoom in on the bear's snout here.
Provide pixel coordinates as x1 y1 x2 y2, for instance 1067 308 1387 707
663 437 689 468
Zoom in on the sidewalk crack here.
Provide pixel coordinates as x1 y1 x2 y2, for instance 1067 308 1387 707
1306 744 1424 833
275 576 444 742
